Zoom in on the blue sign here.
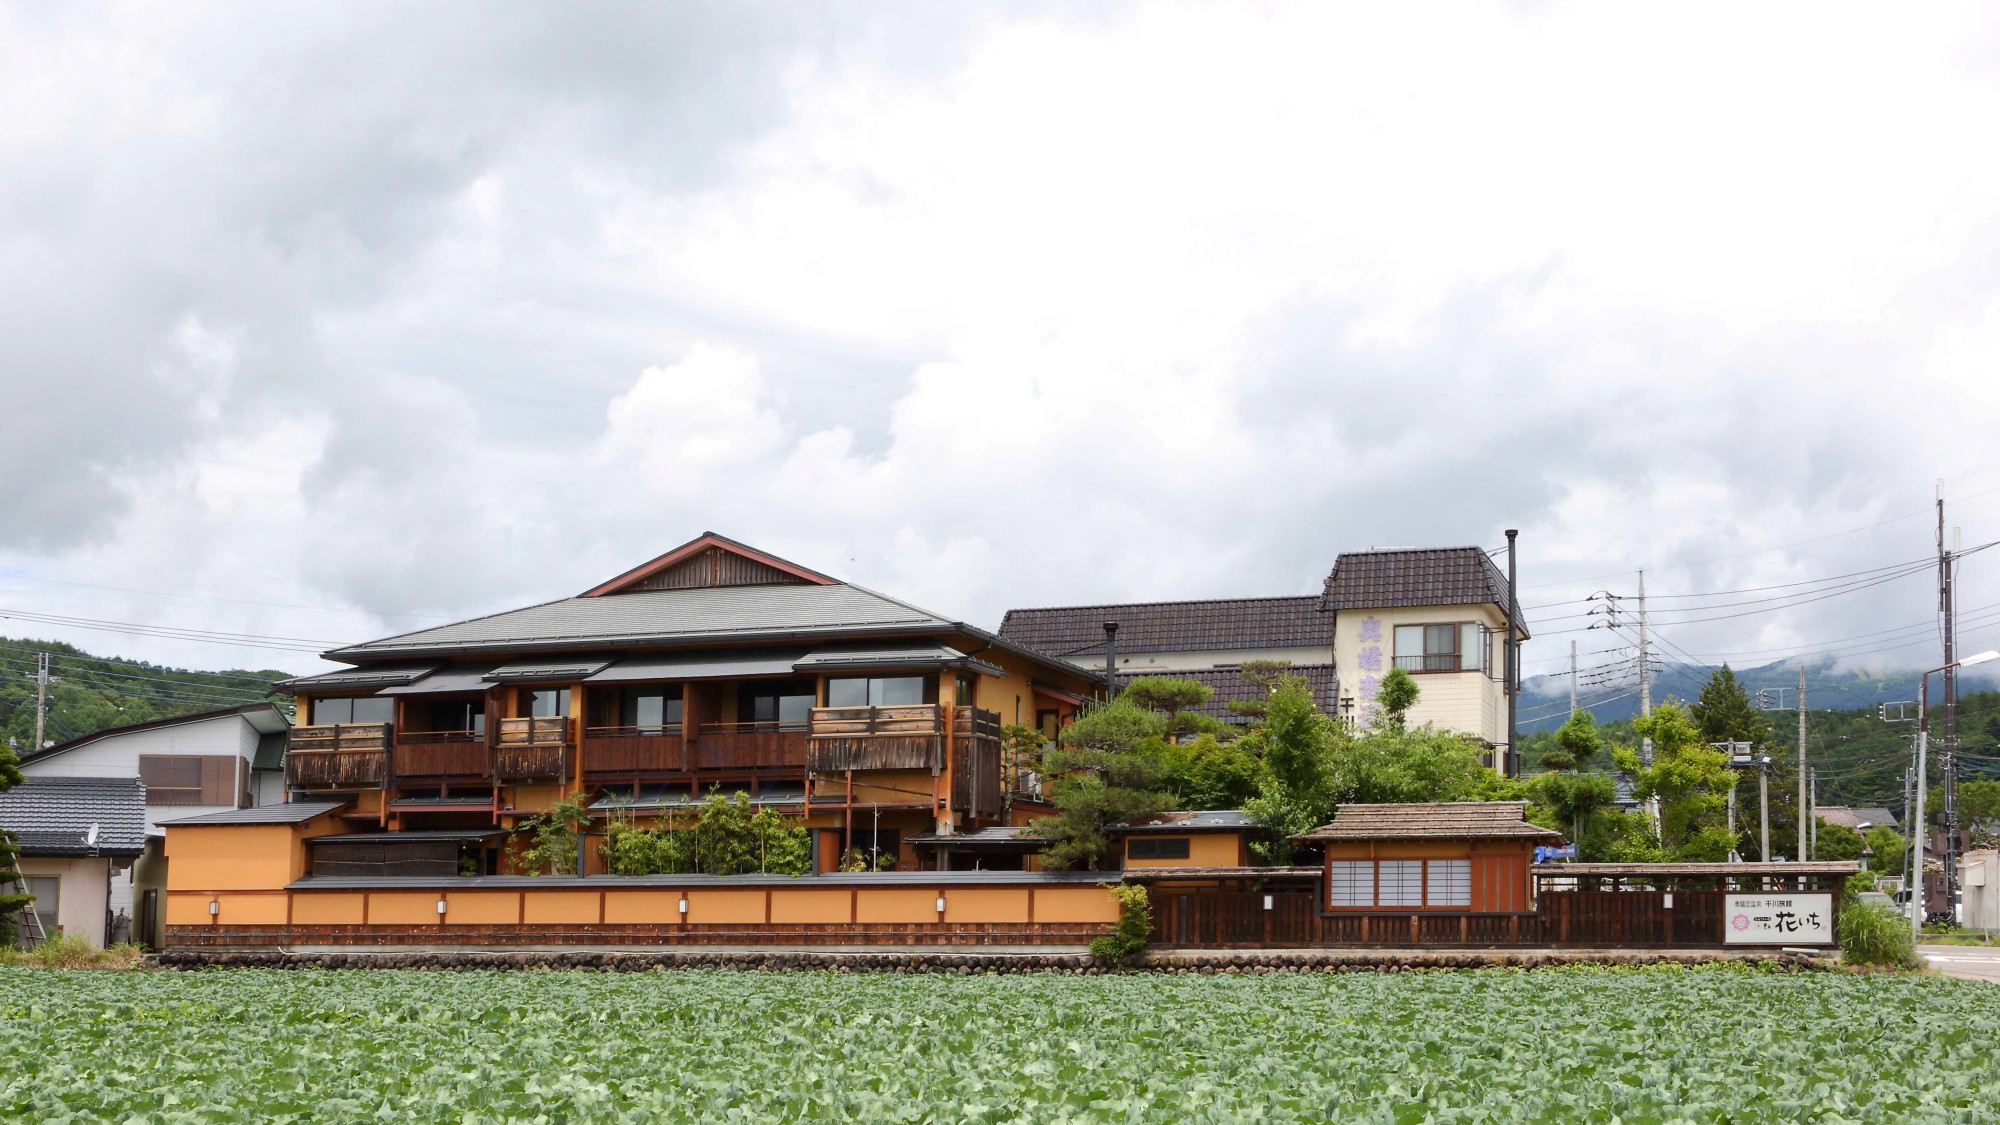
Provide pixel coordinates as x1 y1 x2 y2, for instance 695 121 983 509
1534 844 1579 863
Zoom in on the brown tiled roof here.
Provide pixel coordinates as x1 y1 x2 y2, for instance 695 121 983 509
1296 801 1561 841
1320 548 1526 635
998 596 1330 658
1115 664 1335 724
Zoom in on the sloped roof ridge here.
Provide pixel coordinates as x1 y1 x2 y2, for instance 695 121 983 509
22 702 284 765
325 595 576 661
1002 592 1321 616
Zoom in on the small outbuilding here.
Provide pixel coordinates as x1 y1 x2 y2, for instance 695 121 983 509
1113 810 1264 869
0 776 149 947
1295 801 1560 913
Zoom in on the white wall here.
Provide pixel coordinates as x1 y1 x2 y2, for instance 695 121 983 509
1331 603 1517 747
16 857 112 947
19 714 259 834
251 770 288 807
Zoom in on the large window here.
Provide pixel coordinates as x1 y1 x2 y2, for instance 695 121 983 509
1325 857 1477 909
826 676 928 708
619 687 684 731
1128 837 1192 860
426 700 484 735
1392 623 1485 673
527 688 571 718
739 680 815 729
312 696 394 725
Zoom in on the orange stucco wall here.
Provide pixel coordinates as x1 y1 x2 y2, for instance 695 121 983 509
1123 833 1248 869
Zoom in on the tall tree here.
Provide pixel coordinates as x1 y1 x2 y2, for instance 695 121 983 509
1033 699 1173 871
1691 665 1771 746
1242 675 1339 862
1526 770 1619 847
1538 710 1604 772
1613 702 1737 861
0 736 30 943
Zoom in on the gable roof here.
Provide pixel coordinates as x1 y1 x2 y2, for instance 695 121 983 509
580 532 836 596
1297 801 1561 841
20 703 289 767
1115 663 1336 725
998 595 1330 659
0 776 148 857
1320 547 1526 635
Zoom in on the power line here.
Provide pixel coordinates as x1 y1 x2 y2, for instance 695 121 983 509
0 606 343 653
0 571 438 622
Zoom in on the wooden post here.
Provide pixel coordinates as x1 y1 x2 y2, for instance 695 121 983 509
937 674 957 834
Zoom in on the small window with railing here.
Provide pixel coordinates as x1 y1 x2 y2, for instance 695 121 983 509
1392 623 1487 674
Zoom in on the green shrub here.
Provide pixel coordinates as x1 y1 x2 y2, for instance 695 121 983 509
1838 903 1918 969
1089 884 1151 960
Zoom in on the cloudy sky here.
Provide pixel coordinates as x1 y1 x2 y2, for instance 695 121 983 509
4 1 2000 693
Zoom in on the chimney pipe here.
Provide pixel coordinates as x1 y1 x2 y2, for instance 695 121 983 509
1505 529 1520 779
1103 622 1119 700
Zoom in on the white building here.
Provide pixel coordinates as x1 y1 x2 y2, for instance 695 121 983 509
999 546 1527 768
16 703 291 924
0 776 148 948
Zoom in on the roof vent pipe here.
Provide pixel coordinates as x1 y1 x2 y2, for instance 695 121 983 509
1103 622 1119 701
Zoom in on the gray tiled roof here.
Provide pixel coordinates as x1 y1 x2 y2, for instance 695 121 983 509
1321 547 1526 634
1298 801 1561 841
1114 810 1259 834
327 584 954 660
0 776 148 856
22 703 289 766
160 801 346 826
277 664 439 691
999 596 1330 659
1116 663 1335 725
1818 806 1900 832
794 643 1005 678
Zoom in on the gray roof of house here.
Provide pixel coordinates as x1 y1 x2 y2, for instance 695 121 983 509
159 801 346 826
906 826 1047 845
277 664 439 692
585 650 805 684
0 776 148 856
21 703 290 766
325 584 956 661
999 595 1330 659
794 643 1005 678
1819 806 1900 832
1320 547 1524 634
378 663 499 696
1113 810 1260 834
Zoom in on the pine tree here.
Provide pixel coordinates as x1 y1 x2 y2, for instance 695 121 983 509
1691 665 1770 746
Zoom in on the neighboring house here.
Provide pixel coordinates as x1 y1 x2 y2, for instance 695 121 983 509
997 596 1335 730
998 545 1527 768
17 703 292 921
0 776 147 947
1322 547 1525 767
250 532 1103 876
1112 810 1264 869
1816 806 1899 835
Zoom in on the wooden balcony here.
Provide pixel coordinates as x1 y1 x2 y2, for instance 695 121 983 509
694 723 810 771
286 723 390 790
807 705 945 770
581 726 687 777
495 716 570 783
391 730 488 780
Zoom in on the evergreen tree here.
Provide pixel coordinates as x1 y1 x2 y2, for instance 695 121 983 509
1691 665 1771 746
1032 699 1173 870
1538 710 1603 772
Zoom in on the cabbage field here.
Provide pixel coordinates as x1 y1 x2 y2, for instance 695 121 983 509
4 965 1997 1122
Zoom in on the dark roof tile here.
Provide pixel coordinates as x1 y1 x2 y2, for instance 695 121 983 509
1116 664 1335 724
999 596 1330 658
0 776 148 856
1321 548 1525 634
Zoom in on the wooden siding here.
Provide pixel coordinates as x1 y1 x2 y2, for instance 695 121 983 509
495 717 569 782
138 754 240 806
627 547 810 591
309 839 460 879
286 723 391 789
694 726 809 771
582 729 688 776
391 732 488 779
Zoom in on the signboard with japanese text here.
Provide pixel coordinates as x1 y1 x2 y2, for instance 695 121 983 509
1723 893 1834 945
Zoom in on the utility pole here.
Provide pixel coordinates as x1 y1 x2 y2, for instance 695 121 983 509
1637 569 1657 829
1505 529 1520 779
1809 767 1818 860
1902 766 1916 895
33 650 49 751
1797 665 1808 863
1569 640 1578 718
1758 754 1771 863
1939 486 1962 914
1101 622 1119 701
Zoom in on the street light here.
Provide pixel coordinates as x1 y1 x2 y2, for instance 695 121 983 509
1912 649 1999 945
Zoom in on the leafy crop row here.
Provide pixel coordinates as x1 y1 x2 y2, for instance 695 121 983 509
2 966 1996 1122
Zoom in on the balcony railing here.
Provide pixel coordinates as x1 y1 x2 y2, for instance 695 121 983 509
392 730 488 779
495 716 571 782
287 723 391 790
1393 654 1470 673
581 725 687 776
694 721 809 771
808 705 944 770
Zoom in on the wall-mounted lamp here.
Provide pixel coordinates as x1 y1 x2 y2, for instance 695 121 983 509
935 896 947 916
1262 895 1273 912
678 897 689 916
436 898 448 917
1662 893 1674 910
208 900 220 917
